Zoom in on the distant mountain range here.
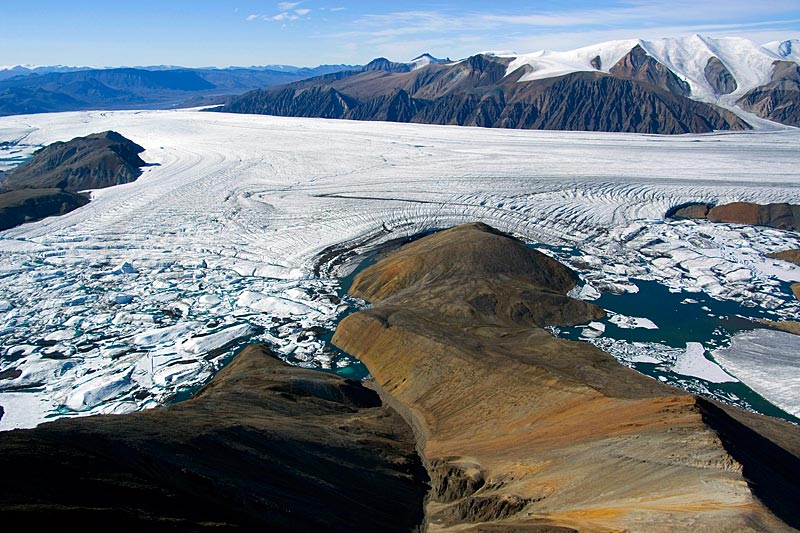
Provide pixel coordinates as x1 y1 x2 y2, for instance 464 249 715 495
0 63 359 116
221 36 800 134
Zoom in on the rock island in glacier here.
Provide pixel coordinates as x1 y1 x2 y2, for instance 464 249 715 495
0 108 799 431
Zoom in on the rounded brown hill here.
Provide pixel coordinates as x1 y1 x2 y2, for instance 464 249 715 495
350 222 578 303
334 222 800 532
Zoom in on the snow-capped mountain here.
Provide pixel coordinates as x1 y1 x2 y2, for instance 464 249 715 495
409 53 449 71
507 35 798 107
223 35 800 133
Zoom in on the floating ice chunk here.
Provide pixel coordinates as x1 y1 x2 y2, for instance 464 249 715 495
609 314 658 330
179 324 254 355
112 312 155 325
629 353 661 364
0 392 55 430
198 294 222 306
132 322 199 347
671 342 737 383
236 291 313 315
112 294 135 305
577 283 601 301
2 359 71 389
65 369 133 411
581 321 606 338
44 329 77 342
680 298 699 305
713 329 800 417
112 261 138 275
0 300 11 312
153 360 208 387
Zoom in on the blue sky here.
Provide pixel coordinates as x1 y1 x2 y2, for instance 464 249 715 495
1 1 799 67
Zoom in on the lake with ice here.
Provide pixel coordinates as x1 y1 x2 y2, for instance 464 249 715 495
1 109 799 429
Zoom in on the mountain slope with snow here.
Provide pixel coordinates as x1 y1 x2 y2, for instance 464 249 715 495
505 35 800 124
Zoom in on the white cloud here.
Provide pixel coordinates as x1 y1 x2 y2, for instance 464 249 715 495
246 14 260 21
278 1 301 10
295 8 311 16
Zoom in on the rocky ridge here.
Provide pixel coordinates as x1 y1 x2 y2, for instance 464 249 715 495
332 222 800 532
222 53 747 134
738 60 800 127
0 344 428 531
0 130 146 230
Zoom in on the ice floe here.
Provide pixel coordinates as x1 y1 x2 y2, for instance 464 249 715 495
713 329 800 417
671 342 738 383
608 314 659 330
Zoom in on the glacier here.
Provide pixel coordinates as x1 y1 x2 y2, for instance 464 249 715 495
1 108 799 430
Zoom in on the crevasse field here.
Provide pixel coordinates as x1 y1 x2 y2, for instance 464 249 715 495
1 109 799 430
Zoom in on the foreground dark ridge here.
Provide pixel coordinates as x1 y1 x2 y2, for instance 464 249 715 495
221 52 748 134
332 222 800 532
0 345 428 531
0 131 146 231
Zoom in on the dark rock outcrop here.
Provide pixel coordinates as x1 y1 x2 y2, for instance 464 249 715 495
704 56 738 95
0 131 147 230
3 130 145 192
738 60 800 126
669 202 712 220
608 44 691 97
332 222 800 531
0 344 428 531
669 201 800 230
223 54 748 134
767 249 800 265
0 188 89 231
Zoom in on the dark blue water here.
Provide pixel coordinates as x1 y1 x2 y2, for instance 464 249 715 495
533 244 800 424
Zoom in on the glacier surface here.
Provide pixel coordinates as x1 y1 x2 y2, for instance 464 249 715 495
1 109 799 429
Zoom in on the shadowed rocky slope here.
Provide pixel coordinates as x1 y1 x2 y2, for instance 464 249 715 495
332 222 800 532
3 130 145 192
738 60 800 127
0 187 89 231
0 131 146 231
0 345 428 531
222 54 748 134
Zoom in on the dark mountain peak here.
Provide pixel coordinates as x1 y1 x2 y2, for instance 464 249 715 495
610 44 691 97
771 59 800 82
411 53 449 64
362 58 412 73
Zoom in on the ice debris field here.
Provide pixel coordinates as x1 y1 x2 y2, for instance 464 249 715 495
1 109 799 430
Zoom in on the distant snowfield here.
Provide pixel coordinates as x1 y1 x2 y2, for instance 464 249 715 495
1 109 800 429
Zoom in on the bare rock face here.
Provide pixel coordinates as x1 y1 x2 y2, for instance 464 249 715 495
668 201 800 230
708 202 800 230
3 130 145 192
767 249 800 266
738 60 800 127
609 44 691 97
333 222 800 532
0 345 428 531
704 56 738 95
